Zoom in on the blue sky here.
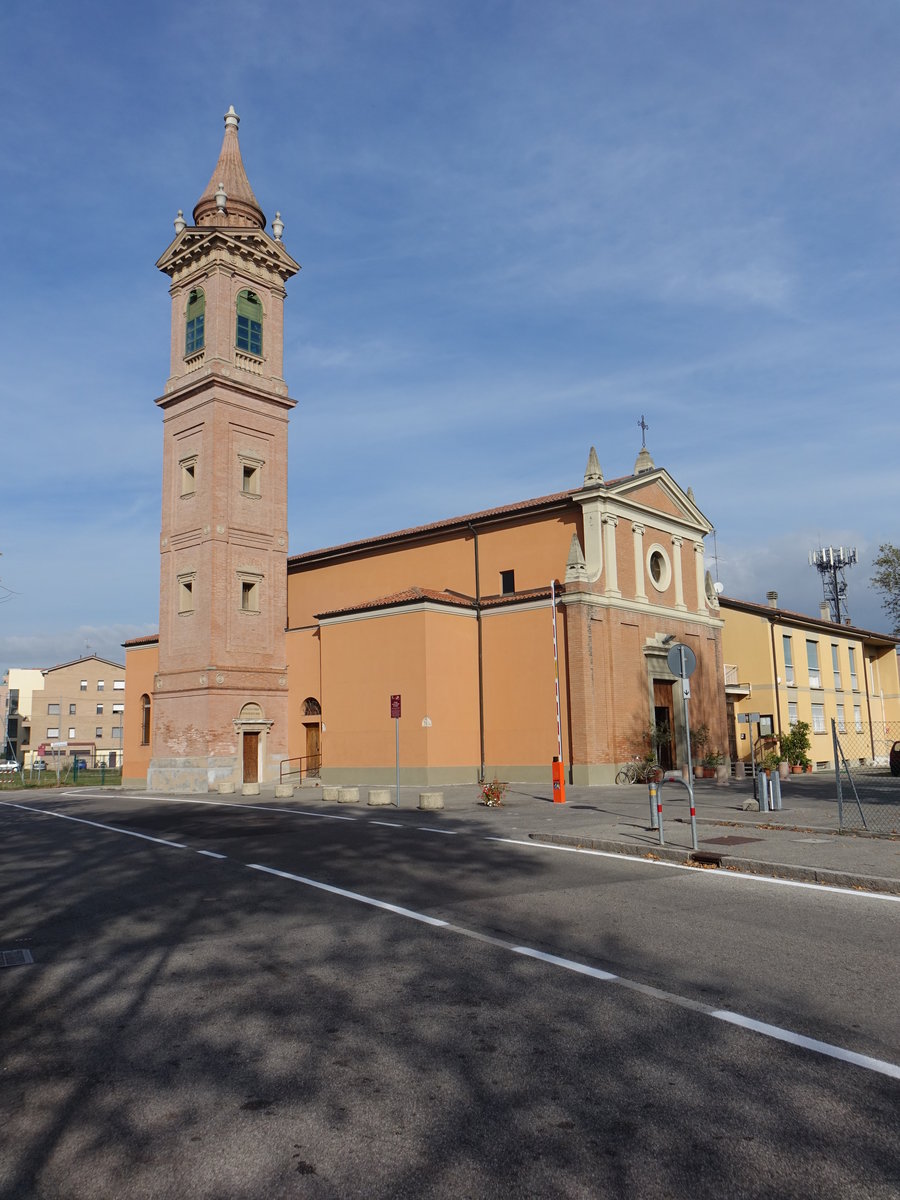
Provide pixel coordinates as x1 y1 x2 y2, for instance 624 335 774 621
2 0 899 672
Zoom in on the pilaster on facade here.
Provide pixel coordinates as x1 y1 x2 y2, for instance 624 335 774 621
671 536 687 611
693 540 708 616
602 514 620 598
632 522 647 602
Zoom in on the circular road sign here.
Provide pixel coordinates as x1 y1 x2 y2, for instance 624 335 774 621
666 643 697 678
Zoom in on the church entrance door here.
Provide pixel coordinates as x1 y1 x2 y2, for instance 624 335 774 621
653 680 675 771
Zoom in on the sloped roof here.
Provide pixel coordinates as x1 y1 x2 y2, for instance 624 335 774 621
719 595 900 647
316 586 475 620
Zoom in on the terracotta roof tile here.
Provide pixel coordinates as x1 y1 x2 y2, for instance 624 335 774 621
316 586 475 620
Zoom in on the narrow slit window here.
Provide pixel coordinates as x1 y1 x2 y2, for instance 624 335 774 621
241 579 260 612
500 569 516 595
236 290 263 357
241 462 261 495
140 694 151 745
185 288 205 356
180 457 197 496
178 574 195 614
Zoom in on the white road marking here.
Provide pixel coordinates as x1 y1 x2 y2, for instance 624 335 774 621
2 804 188 849
197 849 228 859
247 863 448 926
370 820 404 828
4 797 899 1081
486 837 900 903
74 793 361 822
419 826 458 835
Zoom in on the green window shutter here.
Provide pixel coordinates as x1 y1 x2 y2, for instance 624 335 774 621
235 290 263 356
185 288 206 356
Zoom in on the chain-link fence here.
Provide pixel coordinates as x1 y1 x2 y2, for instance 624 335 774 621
832 720 900 835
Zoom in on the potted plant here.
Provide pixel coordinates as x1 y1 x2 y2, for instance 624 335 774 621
760 749 780 776
702 748 724 778
691 723 710 777
778 721 811 775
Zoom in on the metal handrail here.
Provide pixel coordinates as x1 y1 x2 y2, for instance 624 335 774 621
280 753 322 784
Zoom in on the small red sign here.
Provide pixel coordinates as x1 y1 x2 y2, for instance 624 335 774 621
390 694 402 719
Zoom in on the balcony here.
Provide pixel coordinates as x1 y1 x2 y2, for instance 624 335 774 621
724 664 751 697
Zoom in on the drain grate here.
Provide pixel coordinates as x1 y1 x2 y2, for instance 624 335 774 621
1 949 34 968
700 835 764 846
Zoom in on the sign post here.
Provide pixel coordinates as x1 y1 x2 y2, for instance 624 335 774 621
737 711 762 805
666 644 698 850
390 694 401 806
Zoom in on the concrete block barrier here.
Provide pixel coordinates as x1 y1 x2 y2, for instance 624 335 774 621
418 791 444 810
242 782 260 797
368 788 393 806
218 781 236 795
338 787 360 804
322 786 342 802
274 783 293 798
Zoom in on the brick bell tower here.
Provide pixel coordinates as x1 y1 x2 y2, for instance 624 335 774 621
147 106 299 793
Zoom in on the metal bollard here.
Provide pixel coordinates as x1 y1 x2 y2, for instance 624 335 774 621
771 770 782 812
648 780 658 830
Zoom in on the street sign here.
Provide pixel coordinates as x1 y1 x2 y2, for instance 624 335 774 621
390 694 402 719
666 643 696 679
737 712 761 724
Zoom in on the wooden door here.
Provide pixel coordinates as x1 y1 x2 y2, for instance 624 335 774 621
243 731 259 783
653 680 675 770
305 723 320 762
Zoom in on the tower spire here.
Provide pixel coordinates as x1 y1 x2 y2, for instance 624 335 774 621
192 106 266 229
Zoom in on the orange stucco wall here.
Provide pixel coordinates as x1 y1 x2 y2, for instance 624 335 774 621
123 641 159 786
315 607 479 776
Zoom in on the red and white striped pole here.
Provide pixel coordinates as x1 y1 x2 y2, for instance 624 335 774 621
550 580 566 803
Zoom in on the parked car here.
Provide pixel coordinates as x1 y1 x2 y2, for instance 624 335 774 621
0 760 20 773
32 758 47 771
890 741 900 777
74 758 88 770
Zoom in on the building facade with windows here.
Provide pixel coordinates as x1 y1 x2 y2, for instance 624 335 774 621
720 593 900 770
1 667 44 763
24 656 126 768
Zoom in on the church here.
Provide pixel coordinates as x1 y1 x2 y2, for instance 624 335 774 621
123 109 729 791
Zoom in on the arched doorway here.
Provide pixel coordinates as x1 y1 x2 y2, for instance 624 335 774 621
234 702 273 785
301 697 322 773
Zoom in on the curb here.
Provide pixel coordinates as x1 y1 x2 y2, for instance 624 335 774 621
528 832 900 896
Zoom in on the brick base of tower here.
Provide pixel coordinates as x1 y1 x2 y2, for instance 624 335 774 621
147 669 289 792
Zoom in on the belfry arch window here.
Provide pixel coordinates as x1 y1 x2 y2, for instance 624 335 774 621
236 289 263 357
185 288 205 356
302 697 321 717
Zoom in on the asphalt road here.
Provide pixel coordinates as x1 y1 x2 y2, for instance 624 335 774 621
1 790 898 1199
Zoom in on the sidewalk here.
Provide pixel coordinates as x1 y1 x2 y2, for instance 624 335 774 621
286 774 900 896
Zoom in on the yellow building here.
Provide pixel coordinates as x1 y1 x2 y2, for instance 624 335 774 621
720 592 900 771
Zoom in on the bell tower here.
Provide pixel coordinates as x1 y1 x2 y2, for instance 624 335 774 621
147 107 299 793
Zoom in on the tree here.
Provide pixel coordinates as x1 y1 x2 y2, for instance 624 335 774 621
870 544 900 635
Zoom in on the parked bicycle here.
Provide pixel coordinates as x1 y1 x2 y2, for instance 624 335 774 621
615 756 663 785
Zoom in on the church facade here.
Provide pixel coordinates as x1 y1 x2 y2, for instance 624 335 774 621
124 111 729 790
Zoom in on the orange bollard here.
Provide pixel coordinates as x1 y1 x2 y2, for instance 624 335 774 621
552 756 566 804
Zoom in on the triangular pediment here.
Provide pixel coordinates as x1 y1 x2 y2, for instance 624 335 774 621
607 469 712 532
156 227 299 280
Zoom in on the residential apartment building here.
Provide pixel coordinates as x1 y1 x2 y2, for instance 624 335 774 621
28 656 127 768
720 593 900 771
1 667 44 762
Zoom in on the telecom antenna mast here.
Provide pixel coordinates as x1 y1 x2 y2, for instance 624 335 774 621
809 545 857 625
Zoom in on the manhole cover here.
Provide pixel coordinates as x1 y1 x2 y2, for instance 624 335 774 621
1 949 34 968
700 835 765 846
